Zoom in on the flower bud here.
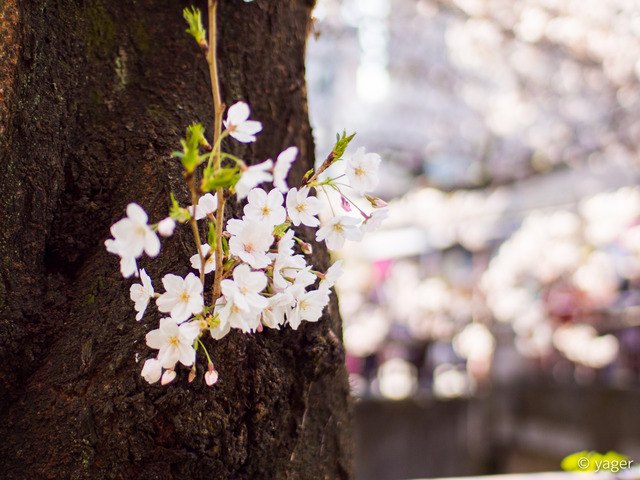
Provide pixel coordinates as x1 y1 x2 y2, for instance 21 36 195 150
301 242 313 255
205 366 219 386
188 364 197 383
158 217 176 237
161 369 176 385
365 194 387 208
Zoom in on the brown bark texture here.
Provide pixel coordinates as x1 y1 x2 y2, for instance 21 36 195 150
0 0 353 478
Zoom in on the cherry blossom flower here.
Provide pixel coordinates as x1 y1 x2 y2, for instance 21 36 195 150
320 260 344 291
220 264 268 312
130 268 154 321
244 188 286 227
360 207 389 233
270 230 304 291
293 265 316 289
216 296 261 333
189 193 218 220
141 358 163 384
228 219 274 269
209 309 231 340
156 273 204 322
286 187 323 227
287 288 329 330
157 217 176 237
273 146 298 192
190 243 216 274
225 218 244 236
109 203 161 259
223 101 262 143
235 160 273 199
346 147 381 194
145 317 201 368
273 251 307 291
316 215 362 250
261 292 294 329
276 229 295 255
105 238 138 278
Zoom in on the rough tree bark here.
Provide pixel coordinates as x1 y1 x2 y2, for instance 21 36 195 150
0 0 353 478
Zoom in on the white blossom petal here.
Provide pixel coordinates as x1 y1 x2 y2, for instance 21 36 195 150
346 147 381 194
316 215 362 250
273 146 298 193
224 101 263 143
286 187 322 227
156 273 204 322
141 358 163 384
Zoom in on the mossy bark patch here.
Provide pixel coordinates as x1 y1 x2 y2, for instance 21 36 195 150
87 2 116 60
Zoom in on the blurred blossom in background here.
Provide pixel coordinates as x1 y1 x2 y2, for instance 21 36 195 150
307 0 640 402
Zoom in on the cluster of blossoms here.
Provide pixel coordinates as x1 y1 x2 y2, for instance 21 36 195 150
105 99 387 386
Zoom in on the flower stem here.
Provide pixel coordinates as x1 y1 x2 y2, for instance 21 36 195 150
207 0 224 162
187 175 206 285
206 0 225 304
212 194 226 302
303 151 336 187
197 337 214 365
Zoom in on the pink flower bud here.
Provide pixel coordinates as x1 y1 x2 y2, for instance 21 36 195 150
365 194 387 208
205 368 219 386
340 196 352 212
188 365 197 383
161 370 176 385
301 242 313 255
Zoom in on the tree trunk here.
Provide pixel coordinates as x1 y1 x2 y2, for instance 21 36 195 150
0 0 353 478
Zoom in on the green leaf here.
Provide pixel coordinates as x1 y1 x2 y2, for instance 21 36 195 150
303 168 314 183
273 222 291 239
169 192 190 222
561 451 592 472
201 167 240 191
183 6 207 48
187 123 206 151
207 223 216 246
170 192 180 209
173 123 207 173
222 236 229 258
561 451 630 472
602 451 630 465
331 130 356 160
223 257 235 271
